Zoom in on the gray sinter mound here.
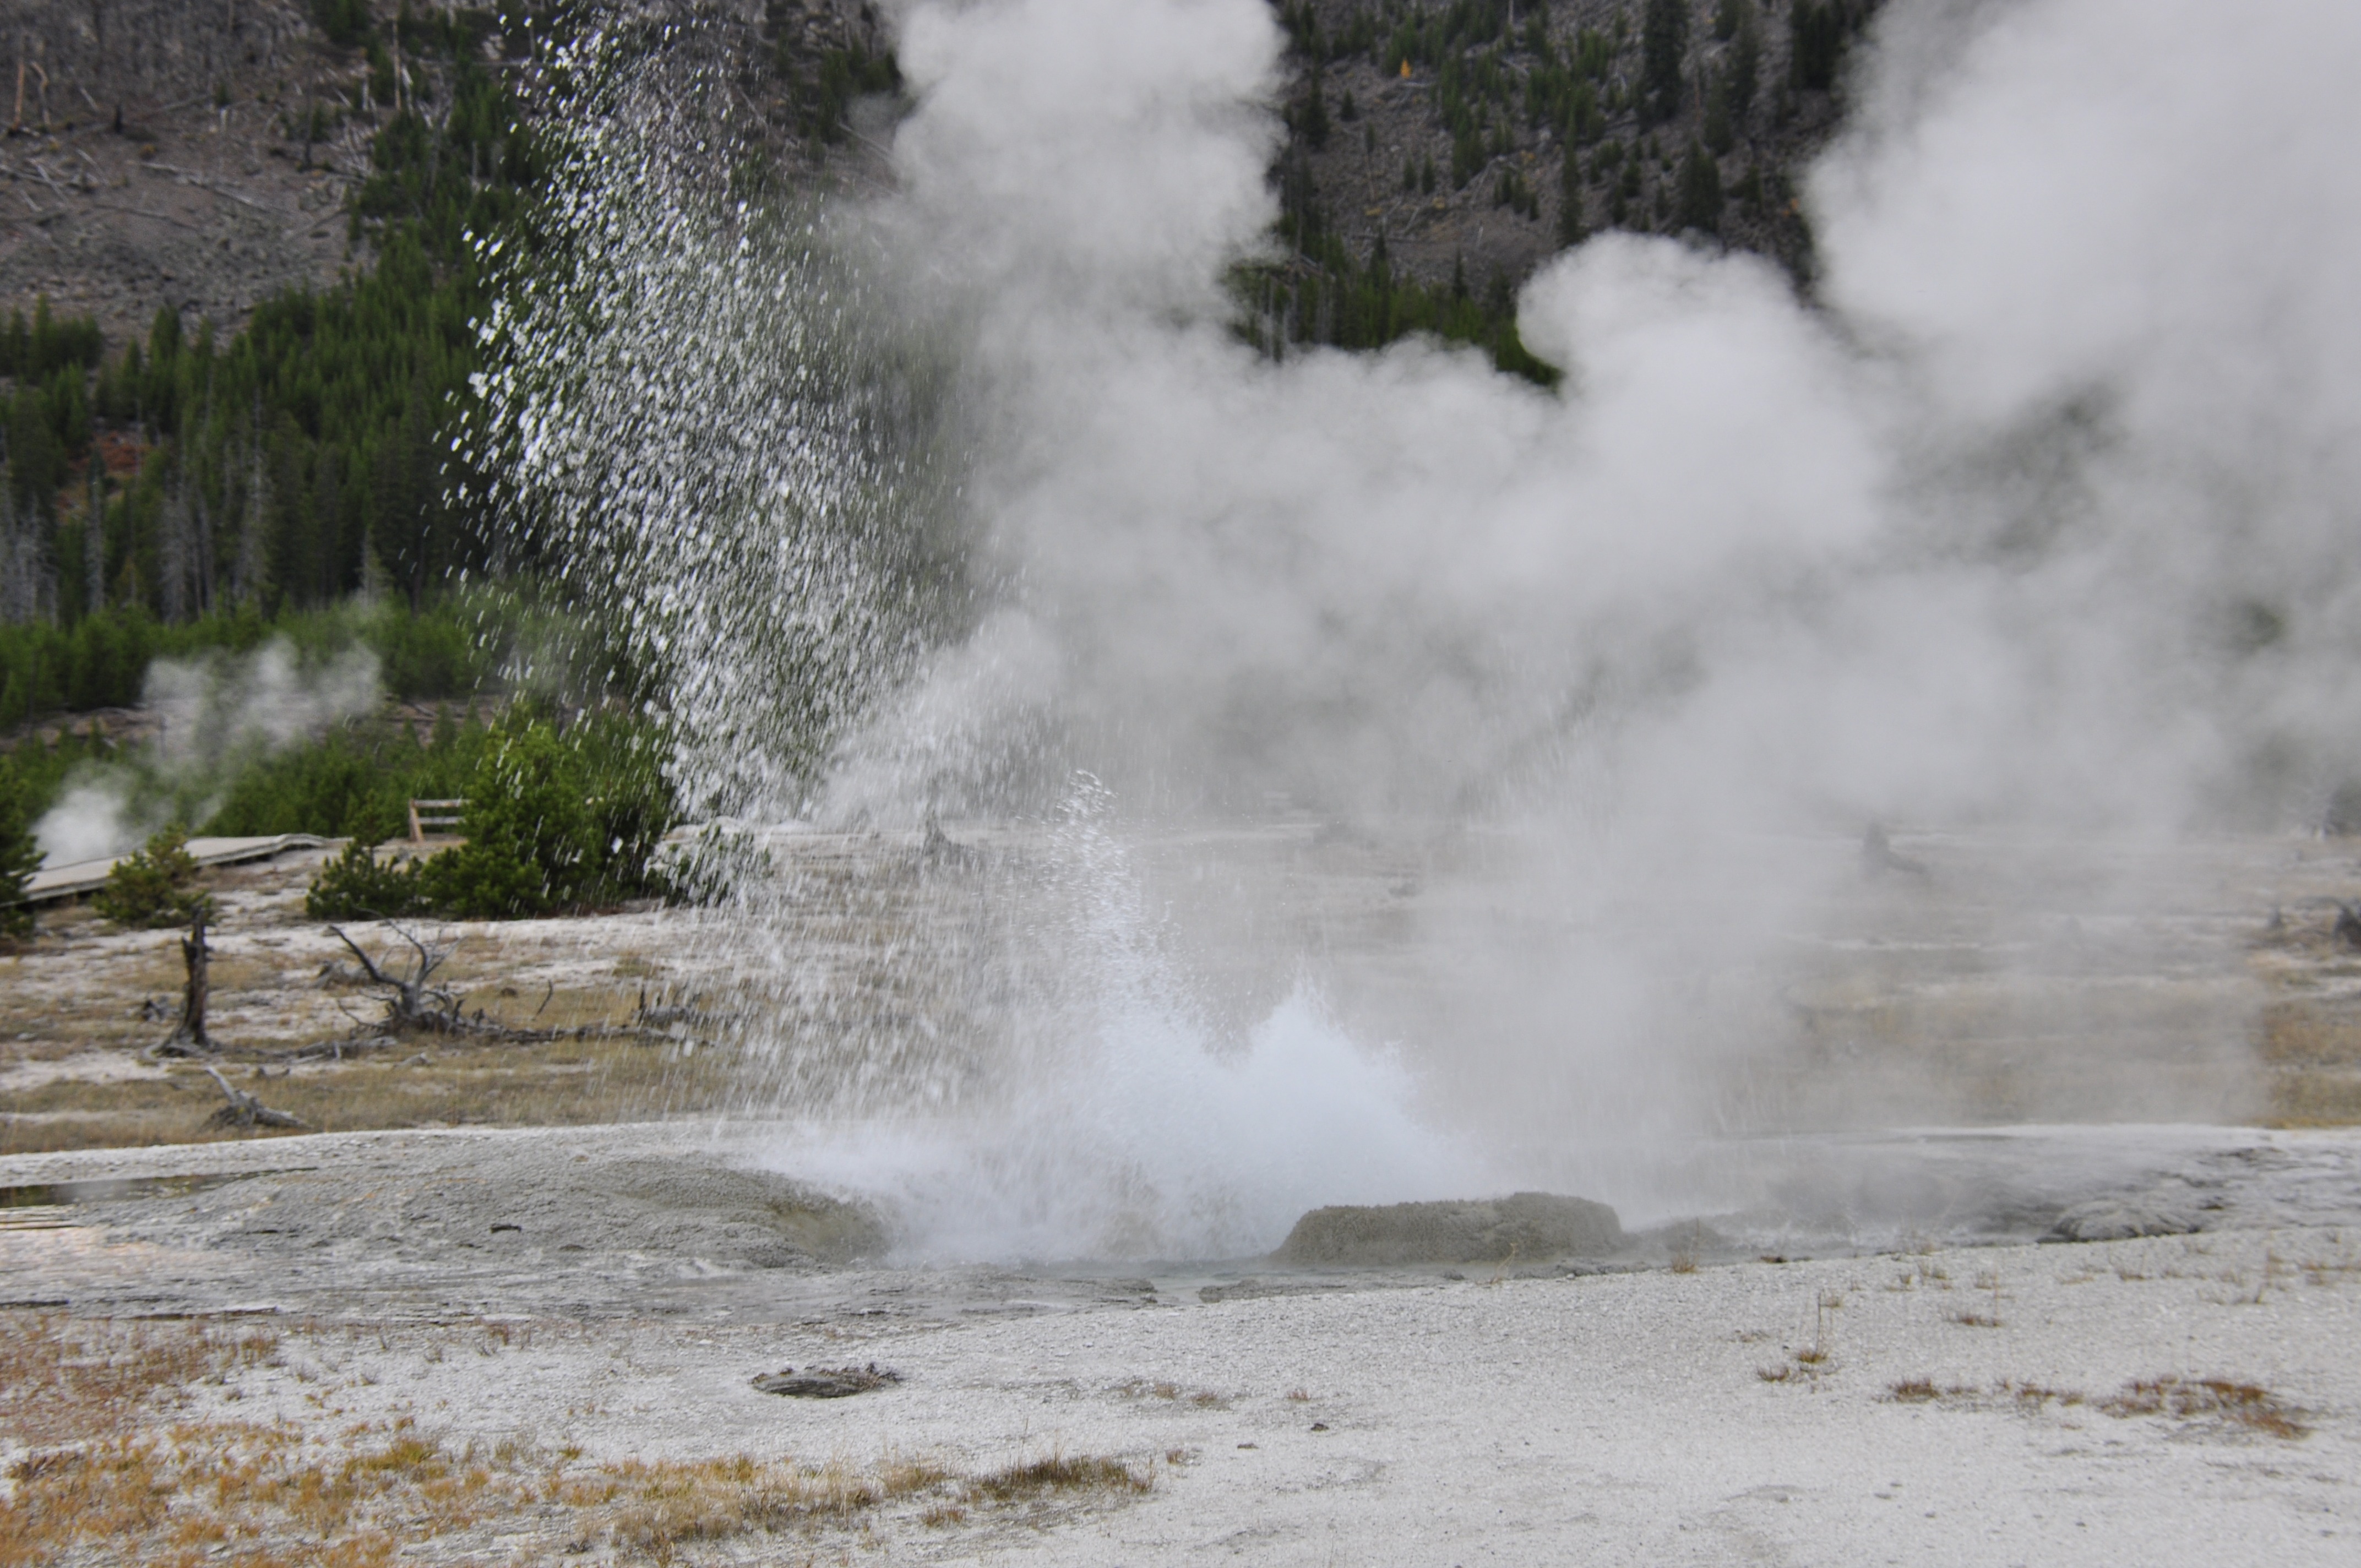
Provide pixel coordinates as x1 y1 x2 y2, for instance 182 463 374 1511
1274 1192 1624 1267
167 1151 892 1274
2042 1197 2202 1243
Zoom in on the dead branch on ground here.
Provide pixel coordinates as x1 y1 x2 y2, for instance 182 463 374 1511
327 922 478 1036
316 924 729 1050
200 1063 304 1131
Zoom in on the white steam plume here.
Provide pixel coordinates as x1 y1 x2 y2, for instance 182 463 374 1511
848 0 2361 835
33 639 379 865
519 0 2359 1254
792 0 2361 1239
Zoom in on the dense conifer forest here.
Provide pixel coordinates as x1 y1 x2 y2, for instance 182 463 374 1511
1238 0 1875 379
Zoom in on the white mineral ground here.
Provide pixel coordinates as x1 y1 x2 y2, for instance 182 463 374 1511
3 825 2361 1560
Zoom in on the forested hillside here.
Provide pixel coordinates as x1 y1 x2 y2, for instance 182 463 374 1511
1 0 896 725
1242 0 1881 377
4 0 1879 710
1 7 532 701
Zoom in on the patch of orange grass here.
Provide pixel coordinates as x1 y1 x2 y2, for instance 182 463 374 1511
2101 1376 2308 1439
0 1310 1151 1565
0 1313 277 1446
603 1453 951 1562
1882 1374 2303 1438
964 1453 1151 1504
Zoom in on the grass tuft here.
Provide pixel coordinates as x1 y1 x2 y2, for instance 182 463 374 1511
1883 1373 2303 1438
2100 1376 2308 1439
964 1454 1150 1504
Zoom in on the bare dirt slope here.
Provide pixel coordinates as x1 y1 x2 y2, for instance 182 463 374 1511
2 1 377 343
1 0 895 343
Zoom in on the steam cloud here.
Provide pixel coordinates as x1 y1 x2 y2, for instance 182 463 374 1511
518 0 2360 1254
34 640 379 865
825 0 2358 1240
852 0 2361 834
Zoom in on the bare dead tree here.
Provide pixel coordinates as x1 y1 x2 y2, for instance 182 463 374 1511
172 902 211 1049
146 901 216 1059
200 1061 303 1131
327 922 472 1035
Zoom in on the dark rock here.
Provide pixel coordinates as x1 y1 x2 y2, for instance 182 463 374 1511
752 1363 901 1398
1274 1191 1624 1267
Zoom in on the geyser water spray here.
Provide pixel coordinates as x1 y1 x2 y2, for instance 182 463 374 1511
480 0 2361 1259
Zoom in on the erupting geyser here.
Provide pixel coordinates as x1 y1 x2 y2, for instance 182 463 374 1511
474 0 2361 1260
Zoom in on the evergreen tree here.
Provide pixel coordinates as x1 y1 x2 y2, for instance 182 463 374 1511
1641 0 1690 126
1300 69 1331 150
0 782 37 940
1791 1 1845 92
1558 149 1587 246
1677 139 1725 234
1730 6 1762 124
1702 68 1734 155
1565 80 1602 145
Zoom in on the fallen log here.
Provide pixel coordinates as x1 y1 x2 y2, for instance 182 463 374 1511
200 1063 304 1131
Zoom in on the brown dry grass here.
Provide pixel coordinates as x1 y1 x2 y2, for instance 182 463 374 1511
1114 1379 1230 1409
2254 995 2361 1126
0 1035 747 1156
962 1453 1151 1505
2100 1376 2309 1438
0 1314 280 1446
2256 1003 2361 1067
0 1311 1151 1566
600 1453 953 1564
1884 1374 2306 1438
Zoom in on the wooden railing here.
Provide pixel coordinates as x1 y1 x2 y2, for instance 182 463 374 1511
407 799 466 843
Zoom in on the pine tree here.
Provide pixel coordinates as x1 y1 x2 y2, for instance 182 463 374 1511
0 785 36 940
1641 0 1690 126
1301 69 1331 150
1703 68 1734 155
1791 1 1845 93
1558 149 1587 246
1565 80 1602 145
1677 138 1724 234
1730 5 1761 124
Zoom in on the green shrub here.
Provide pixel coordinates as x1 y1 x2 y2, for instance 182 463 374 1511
0 787 37 941
304 840 432 920
92 825 210 929
411 715 678 919
417 722 597 918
